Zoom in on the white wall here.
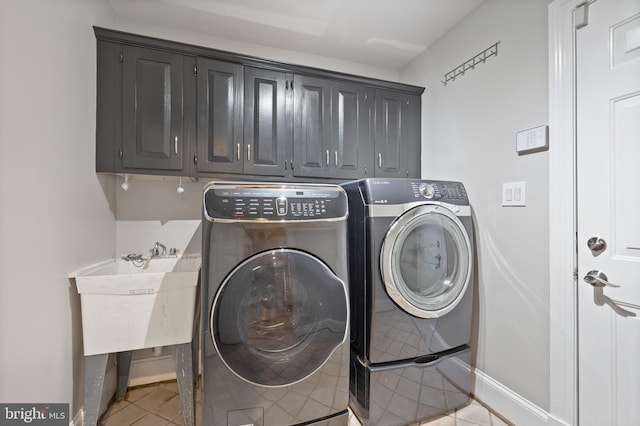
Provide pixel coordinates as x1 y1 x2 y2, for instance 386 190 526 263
0 0 117 419
114 177 203 257
401 0 552 414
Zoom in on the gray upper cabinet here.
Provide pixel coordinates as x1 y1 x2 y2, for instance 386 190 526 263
374 89 420 178
94 28 423 181
121 45 186 171
243 67 290 177
293 78 373 179
293 75 332 178
195 58 243 174
332 82 374 179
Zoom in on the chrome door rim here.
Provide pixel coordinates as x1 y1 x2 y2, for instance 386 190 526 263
380 204 472 318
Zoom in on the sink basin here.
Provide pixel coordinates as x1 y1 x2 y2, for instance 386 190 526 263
72 255 201 294
70 254 201 355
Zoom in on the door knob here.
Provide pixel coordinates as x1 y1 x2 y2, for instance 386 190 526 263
587 237 607 256
583 270 620 288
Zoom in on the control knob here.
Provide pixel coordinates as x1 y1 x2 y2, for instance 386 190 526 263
419 183 435 199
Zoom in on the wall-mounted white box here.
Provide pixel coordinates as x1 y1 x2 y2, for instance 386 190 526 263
516 125 548 154
502 182 526 206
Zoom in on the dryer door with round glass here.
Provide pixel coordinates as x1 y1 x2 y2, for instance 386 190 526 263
211 248 348 387
381 204 472 319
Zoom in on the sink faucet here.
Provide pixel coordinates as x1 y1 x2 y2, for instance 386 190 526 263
151 241 167 257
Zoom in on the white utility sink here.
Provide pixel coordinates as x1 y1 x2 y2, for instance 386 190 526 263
70 254 201 356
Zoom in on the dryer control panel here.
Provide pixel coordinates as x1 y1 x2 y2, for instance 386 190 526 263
204 183 348 221
359 178 469 205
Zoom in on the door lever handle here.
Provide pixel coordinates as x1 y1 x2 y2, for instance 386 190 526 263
583 270 620 288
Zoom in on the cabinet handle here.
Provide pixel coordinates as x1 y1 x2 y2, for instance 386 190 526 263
326 150 329 166
334 151 338 167
193 154 198 164
378 153 382 168
174 136 178 155
247 145 251 162
237 143 240 161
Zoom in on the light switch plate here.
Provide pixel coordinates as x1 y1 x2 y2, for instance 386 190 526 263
516 125 548 154
502 182 526 206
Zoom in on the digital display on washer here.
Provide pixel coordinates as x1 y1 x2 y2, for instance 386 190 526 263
204 185 348 221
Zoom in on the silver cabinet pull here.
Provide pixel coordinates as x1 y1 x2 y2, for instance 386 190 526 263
587 237 607 256
584 270 620 288
335 151 338 167
174 136 178 155
237 143 241 161
378 153 382 168
247 145 251 162
326 150 330 166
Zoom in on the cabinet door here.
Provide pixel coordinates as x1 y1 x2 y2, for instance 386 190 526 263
374 89 409 178
122 46 184 171
196 58 243 174
293 75 332 178
332 82 374 179
243 67 289 177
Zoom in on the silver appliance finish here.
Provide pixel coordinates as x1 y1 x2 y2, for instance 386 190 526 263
202 182 350 426
342 178 475 426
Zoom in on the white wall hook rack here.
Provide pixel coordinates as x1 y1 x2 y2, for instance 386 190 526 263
441 41 500 86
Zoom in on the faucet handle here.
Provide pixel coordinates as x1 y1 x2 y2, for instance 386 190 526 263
151 241 167 257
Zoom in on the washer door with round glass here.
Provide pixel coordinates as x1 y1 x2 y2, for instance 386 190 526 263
211 248 348 387
380 204 472 319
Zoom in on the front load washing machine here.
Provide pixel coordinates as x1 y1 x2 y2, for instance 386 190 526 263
341 178 474 426
202 182 350 426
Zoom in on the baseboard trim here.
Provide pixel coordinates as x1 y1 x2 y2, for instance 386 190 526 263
70 409 83 426
472 368 569 426
128 353 177 387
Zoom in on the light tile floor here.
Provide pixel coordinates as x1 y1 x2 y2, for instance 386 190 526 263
99 379 513 426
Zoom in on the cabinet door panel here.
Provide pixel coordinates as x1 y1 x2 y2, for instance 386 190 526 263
122 46 183 171
293 76 331 177
375 89 407 177
196 58 243 174
244 67 288 176
334 82 373 179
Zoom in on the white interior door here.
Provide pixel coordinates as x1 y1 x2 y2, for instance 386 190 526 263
576 0 640 424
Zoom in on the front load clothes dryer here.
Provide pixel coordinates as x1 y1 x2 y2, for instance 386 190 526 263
201 182 350 426
341 178 474 426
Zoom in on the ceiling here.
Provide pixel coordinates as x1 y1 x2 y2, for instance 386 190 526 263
107 0 484 70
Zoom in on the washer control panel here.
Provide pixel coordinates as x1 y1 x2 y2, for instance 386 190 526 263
204 183 348 221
